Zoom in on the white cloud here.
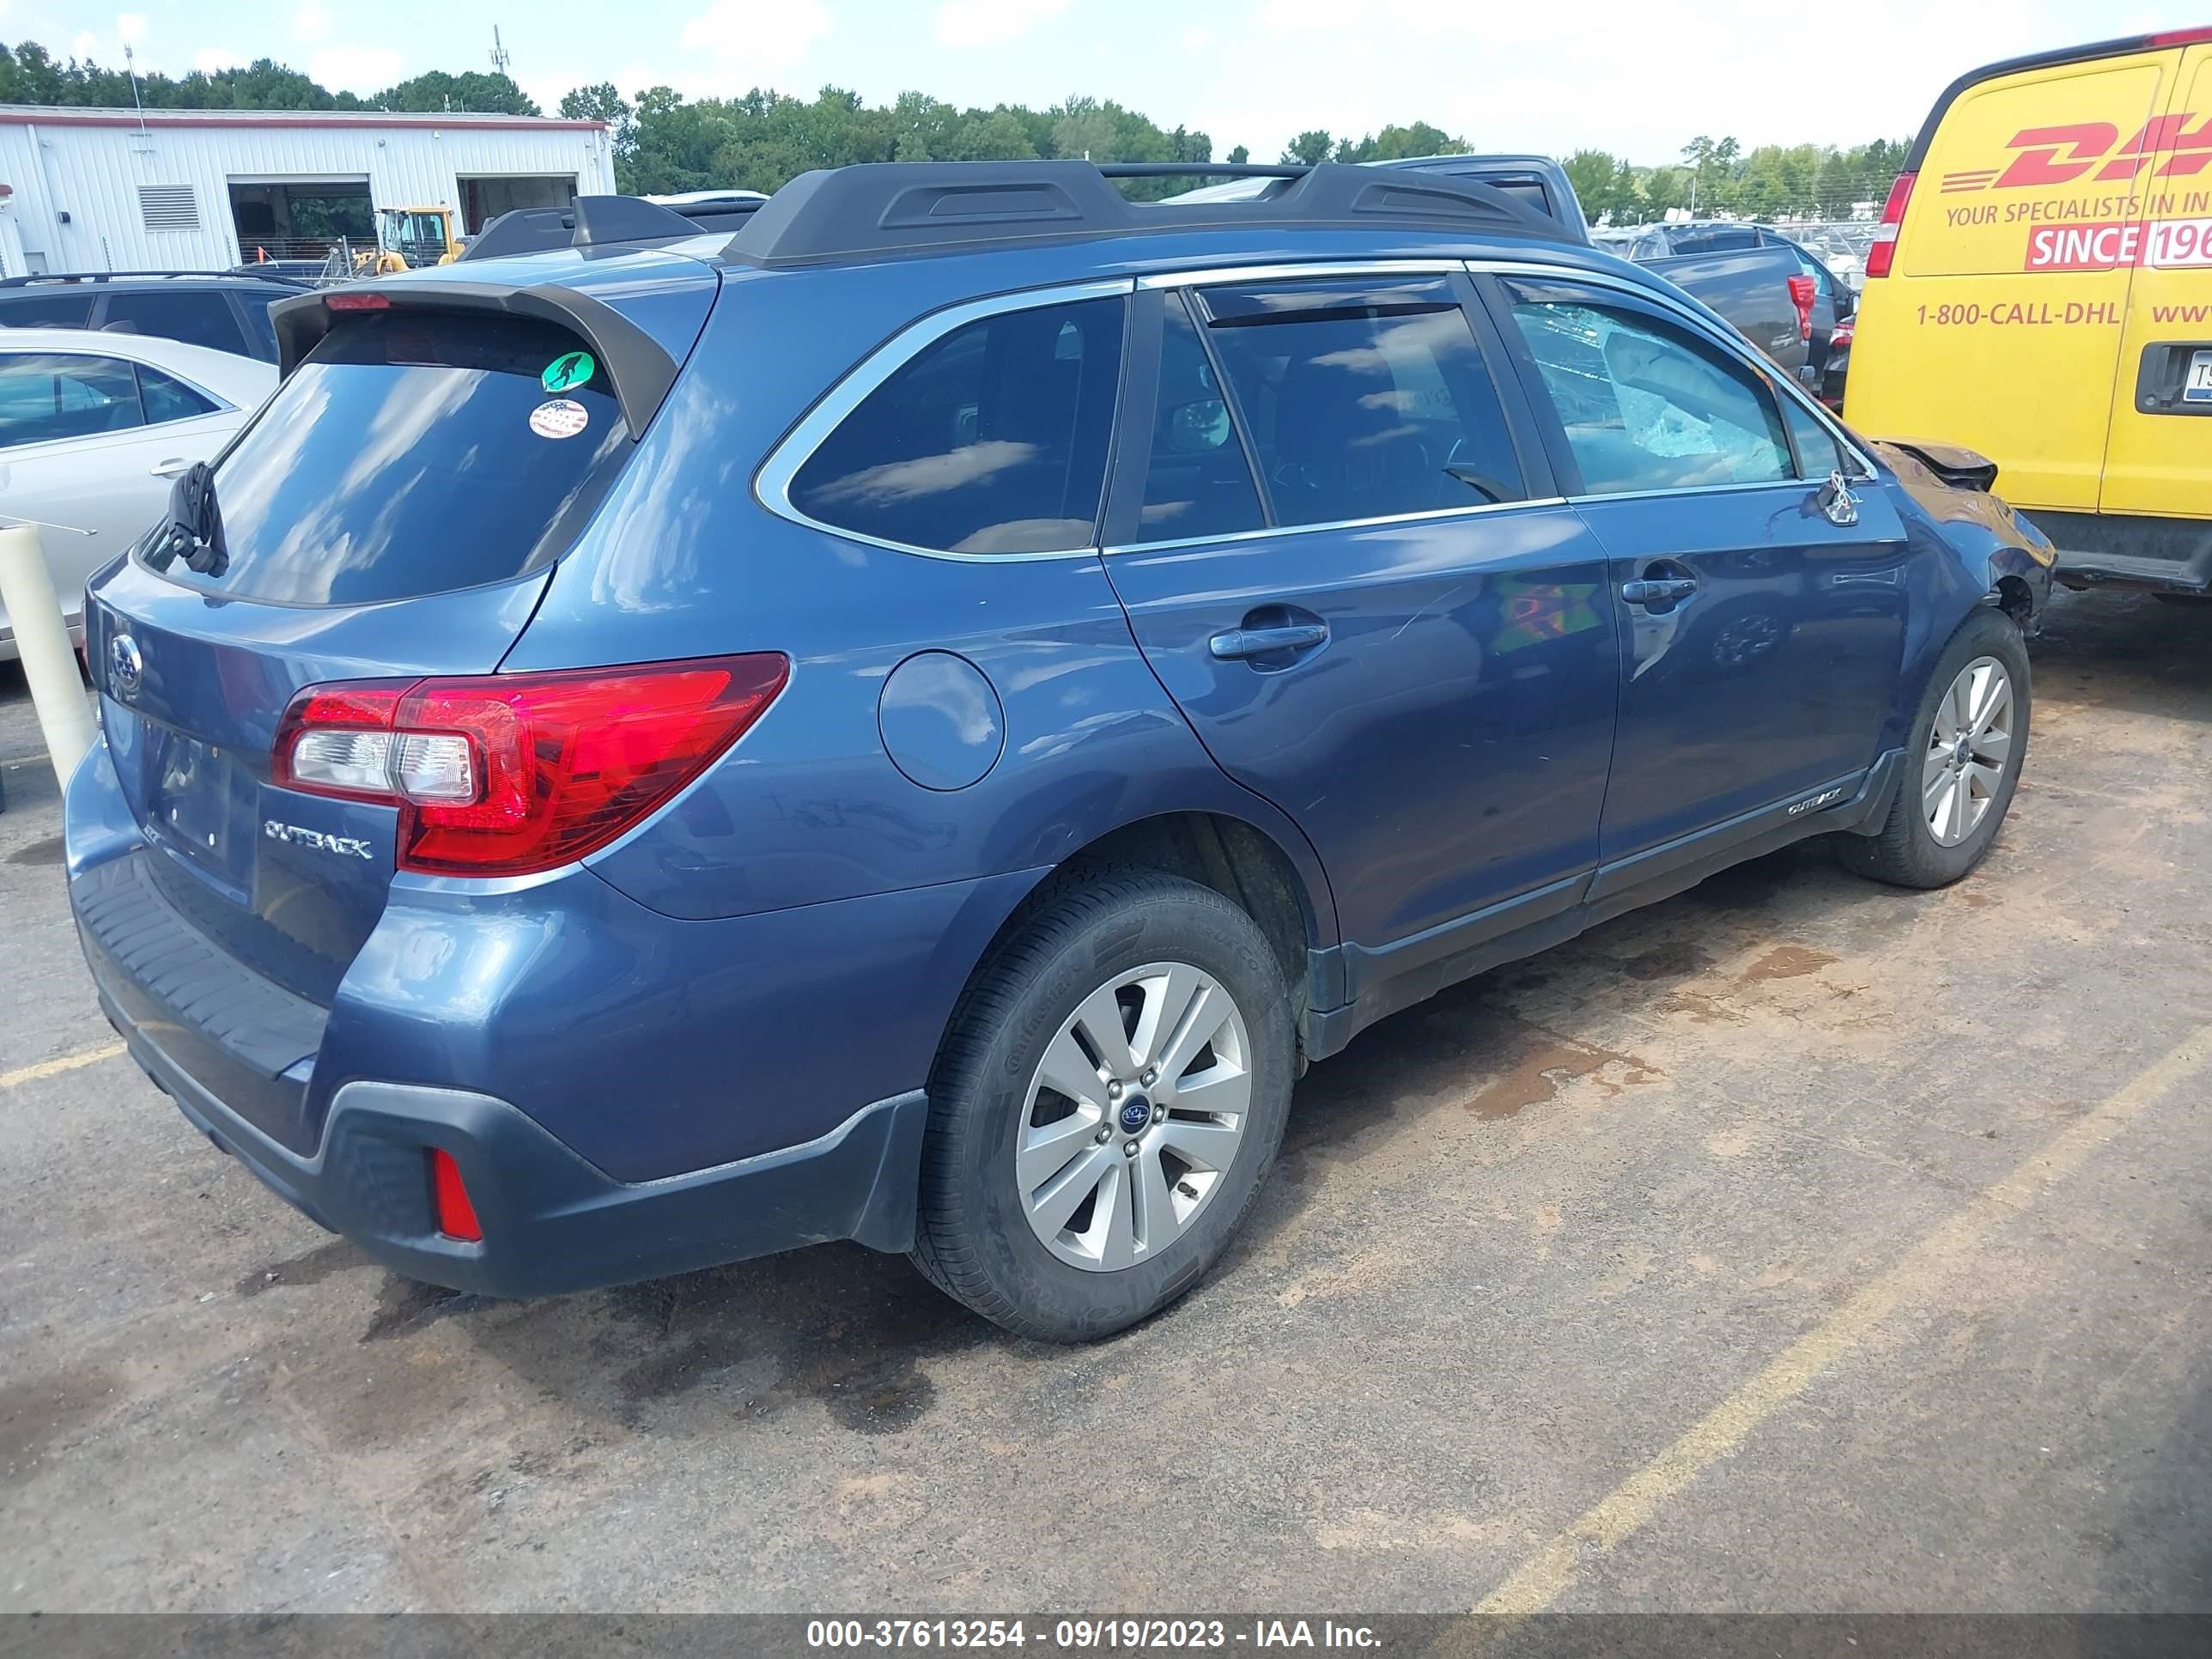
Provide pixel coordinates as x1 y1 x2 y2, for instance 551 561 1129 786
70 31 96 62
194 47 240 75
679 0 830 70
308 45 405 94
936 0 1071 48
295 1 331 44
1255 0 1341 28
116 13 145 46
1180 24 1212 51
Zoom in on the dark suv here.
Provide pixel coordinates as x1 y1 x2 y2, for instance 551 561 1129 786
0 271 303 361
67 166 2053 1341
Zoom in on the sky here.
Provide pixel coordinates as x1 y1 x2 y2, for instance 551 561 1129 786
18 0 2209 167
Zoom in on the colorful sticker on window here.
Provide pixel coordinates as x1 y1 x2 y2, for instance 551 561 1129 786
529 398 589 440
541 350 597 393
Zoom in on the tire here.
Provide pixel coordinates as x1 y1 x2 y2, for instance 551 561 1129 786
911 872 1295 1342
1838 606 2030 889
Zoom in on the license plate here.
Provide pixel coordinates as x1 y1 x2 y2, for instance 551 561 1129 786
2187 349 2212 405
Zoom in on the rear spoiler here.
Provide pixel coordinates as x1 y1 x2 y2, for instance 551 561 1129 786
1880 439 1999 494
268 280 680 441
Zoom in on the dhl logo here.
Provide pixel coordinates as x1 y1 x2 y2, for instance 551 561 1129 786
1941 114 2212 191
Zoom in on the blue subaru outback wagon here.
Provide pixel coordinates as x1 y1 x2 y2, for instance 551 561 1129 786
66 162 2052 1340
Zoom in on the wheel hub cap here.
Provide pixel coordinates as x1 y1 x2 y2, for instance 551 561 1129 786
1117 1096 1152 1134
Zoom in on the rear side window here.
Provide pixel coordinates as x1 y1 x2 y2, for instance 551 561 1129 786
1504 287 1791 494
1668 225 1759 254
1139 295 1265 541
0 291 94 329
0 352 143 447
137 365 219 425
789 295 1124 555
145 313 629 605
99 289 250 357
1194 276 1524 527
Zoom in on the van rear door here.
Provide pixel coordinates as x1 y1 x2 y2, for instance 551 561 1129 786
2100 40 2212 519
1854 47 2172 511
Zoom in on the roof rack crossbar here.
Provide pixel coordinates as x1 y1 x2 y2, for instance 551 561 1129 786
0 269 307 287
723 160 1575 269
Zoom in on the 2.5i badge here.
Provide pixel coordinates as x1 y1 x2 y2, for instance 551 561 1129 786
529 398 589 440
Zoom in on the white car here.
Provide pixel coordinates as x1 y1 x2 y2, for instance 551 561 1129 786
0 328 274 661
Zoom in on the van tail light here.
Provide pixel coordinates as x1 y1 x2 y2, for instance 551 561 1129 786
1865 173 1915 279
1787 274 1816 341
274 654 790 876
430 1149 482 1241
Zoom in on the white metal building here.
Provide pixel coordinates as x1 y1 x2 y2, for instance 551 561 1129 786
0 106 617 276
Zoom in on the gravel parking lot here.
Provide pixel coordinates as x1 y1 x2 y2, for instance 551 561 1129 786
2 588 2207 1614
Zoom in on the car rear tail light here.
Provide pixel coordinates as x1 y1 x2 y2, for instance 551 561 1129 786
429 1149 482 1241
273 654 790 876
1865 173 1915 278
2150 27 2212 46
325 291 392 310
1831 319 1855 349
1787 274 1815 341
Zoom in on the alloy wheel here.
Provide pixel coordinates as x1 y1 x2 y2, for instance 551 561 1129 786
1923 654 2014 848
1015 961 1253 1273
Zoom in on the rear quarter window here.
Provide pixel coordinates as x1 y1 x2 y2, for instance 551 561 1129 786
143 312 629 605
1910 57 2169 277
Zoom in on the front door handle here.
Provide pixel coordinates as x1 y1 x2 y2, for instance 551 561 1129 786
150 458 191 479
1209 622 1328 660
1620 576 1698 607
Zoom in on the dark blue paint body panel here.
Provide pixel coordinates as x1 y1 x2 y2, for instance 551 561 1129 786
65 207 2054 1299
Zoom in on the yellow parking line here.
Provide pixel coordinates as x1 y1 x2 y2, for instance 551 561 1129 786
0 1041 125 1090
1471 1024 2212 1618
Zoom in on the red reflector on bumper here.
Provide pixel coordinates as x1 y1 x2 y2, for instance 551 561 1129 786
430 1149 482 1241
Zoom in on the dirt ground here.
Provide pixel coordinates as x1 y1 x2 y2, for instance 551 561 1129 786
1 587 2206 1614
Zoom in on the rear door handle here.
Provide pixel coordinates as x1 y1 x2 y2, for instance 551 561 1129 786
1620 577 1698 606
1209 623 1329 660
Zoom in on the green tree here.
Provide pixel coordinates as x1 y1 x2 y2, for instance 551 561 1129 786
1226 143 1249 166
1282 129 1334 166
373 70 538 116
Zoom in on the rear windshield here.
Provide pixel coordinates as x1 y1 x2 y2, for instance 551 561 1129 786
144 312 628 605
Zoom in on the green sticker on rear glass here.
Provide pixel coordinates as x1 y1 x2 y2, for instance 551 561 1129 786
541 350 596 392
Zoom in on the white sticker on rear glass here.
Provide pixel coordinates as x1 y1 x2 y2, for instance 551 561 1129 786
529 398 589 440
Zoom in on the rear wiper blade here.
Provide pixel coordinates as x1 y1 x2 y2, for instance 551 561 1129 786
157 461 228 577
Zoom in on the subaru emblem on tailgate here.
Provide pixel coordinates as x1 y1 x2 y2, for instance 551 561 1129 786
107 632 143 701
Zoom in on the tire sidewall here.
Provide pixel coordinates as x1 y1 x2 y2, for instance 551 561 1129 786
939 883 1293 1340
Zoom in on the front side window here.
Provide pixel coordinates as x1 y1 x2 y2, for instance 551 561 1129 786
789 295 1124 556
0 352 143 447
1780 394 1847 479
1194 276 1524 528
1504 288 1791 495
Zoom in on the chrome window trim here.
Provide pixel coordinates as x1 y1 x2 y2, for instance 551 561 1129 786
754 276 1135 565
1136 260 1468 290
1104 495 1569 557
1467 257 1881 484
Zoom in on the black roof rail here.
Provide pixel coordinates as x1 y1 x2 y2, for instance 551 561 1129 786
455 192 767 264
723 160 1576 269
0 269 307 288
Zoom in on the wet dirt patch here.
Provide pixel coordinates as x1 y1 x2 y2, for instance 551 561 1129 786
1742 945 1838 982
568 1250 1000 1437
360 1274 480 1343
1 1364 118 1474
4 835 62 866
1463 1018 1658 1121
236 1239 368 1298
1615 939 1713 981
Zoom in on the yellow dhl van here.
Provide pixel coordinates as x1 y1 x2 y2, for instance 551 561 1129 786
1846 27 2212 596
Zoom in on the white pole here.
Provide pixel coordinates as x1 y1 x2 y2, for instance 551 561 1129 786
0 522 96 788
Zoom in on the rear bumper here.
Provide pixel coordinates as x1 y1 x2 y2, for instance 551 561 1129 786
103 981 928 1297
2028 509 2212 595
